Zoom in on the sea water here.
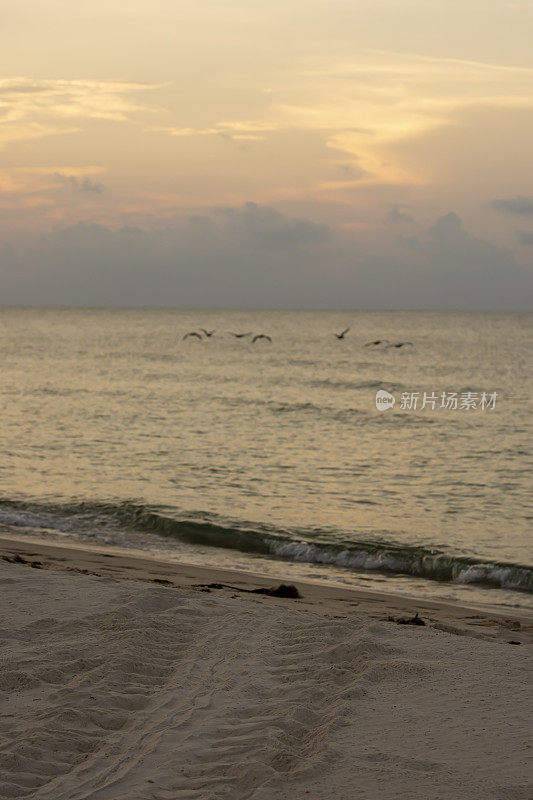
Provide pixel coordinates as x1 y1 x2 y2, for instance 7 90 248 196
0 308 531 608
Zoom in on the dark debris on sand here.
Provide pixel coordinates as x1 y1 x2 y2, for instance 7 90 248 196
389 612 426 626
2 554 43 569
194 582 302 599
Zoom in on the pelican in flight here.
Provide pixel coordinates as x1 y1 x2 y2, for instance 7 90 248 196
229 332 251 338
182 331 203 340
386 342 413 349
252 334 272 343
200 328 215 337
364 339 390 347
334 327 350 339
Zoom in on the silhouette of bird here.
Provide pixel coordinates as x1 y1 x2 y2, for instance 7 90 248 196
386 342 413 349
334 327 350 339
229 332 251 338
364 339 390 347
252 334 272 343
200 329 215 337
182 332 203 340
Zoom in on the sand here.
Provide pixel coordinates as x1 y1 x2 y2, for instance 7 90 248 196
0 535 531 800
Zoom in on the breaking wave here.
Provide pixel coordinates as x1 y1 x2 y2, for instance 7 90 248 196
1 499 532 594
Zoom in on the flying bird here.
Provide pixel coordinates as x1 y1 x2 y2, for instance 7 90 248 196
200 329 215 337
229 332 251 338
252 334 272 343
182 332 203 340
334 327 350 339
364 339 390 347
386 342 413 349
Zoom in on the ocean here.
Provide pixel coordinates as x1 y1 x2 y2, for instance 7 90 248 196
0 307 531 608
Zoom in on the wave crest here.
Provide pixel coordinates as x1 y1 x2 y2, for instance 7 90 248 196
0 499 531 594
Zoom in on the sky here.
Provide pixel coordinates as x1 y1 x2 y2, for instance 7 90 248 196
1 0 533 309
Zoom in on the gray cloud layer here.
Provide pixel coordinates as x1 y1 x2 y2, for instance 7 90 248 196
1 203 531 310
491 196 533 215
517 230 533 245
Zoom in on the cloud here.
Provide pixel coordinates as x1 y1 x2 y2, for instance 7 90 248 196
385 208 414 224
54 173 104 193
0 77 161 149
257 51 533 185
0 166 106 197
146 126 219 137
214 202 331 247
0 165 106 199
491 195 533 214
0 204 334 308
145 121 276 141
139 51 533 191
0 166 109 231
0 204 531 310
427 211 463 237
340 210 533 310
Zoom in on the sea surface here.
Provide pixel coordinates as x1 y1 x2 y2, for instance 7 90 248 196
0 308 531 608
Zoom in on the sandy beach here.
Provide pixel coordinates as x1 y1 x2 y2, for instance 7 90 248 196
0 535 531 800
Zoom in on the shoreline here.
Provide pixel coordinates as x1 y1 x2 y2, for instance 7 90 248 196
1 533 531 642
